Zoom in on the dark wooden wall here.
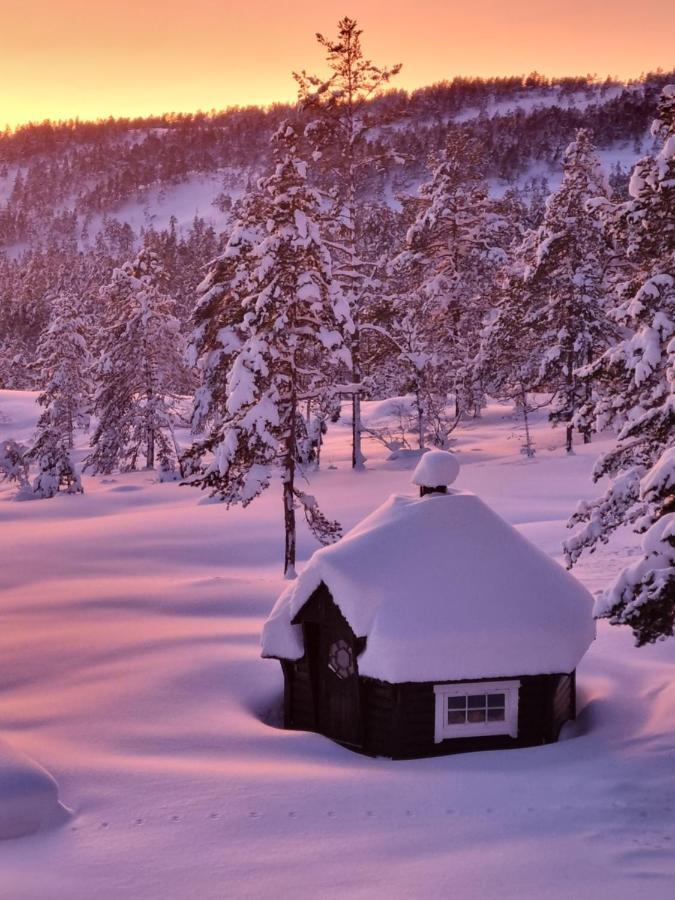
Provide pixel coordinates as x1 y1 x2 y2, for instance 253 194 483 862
282 660 576 759
280 582 577 759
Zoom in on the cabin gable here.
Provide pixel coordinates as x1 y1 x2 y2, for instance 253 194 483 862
286 583 366 748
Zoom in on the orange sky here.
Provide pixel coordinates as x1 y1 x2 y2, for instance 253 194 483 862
2 0 674 129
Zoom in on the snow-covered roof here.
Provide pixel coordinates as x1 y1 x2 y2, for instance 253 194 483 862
261 490 595 683
411 449 459 488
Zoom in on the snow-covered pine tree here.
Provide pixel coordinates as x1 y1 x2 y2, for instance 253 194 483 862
295 17 401 469
33 286 91 447
368 260 459 452
392 130 510 426
28 286 91 497
521 129 614 452
86 249 185 477
184 125 351 577
0 439 29 490
566 86 675 644
478 257 542 458
30 424 83 498
187 190 267 437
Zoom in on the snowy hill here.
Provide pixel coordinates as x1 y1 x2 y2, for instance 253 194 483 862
1 72 671 256
3 70 673 397
1 390 673 898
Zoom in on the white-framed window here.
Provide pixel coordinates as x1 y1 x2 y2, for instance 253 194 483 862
433 680 520 743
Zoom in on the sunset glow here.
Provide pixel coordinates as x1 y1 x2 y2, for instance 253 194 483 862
2 0 674 128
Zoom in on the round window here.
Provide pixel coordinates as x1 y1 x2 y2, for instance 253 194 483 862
328 639 355 679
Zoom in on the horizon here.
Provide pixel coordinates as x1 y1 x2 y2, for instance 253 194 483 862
3 69 669 134
2 0 674 130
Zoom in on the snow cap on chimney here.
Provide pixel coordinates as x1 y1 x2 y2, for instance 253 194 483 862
412 450 460 494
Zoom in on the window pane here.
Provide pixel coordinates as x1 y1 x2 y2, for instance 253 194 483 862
447 697 466 710
447 711 466 725
468 695 486 709
328 640 354 679
487 708 505 721
487 694 506 708
467 709 486 723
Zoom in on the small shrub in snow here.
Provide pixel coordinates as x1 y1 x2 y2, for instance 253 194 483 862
30 424 83 498
0 439 29 489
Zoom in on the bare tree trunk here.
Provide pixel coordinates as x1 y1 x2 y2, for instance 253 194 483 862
284 390 298 579
345 80 366 472
565 347 575 455
351 328 365 469
146 400 155 469
582 349 593 444
520 386 535 458
283 477 296 579
144 341 156 469
415 385 425 450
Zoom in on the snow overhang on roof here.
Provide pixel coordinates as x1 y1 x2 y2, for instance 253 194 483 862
261 491 596 683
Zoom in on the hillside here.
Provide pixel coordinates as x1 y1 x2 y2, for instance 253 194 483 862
1 72 671 253
2 70 673 393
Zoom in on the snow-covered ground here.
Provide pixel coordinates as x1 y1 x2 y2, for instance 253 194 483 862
453 85 626 123
86 171 236 239
0 390 673 898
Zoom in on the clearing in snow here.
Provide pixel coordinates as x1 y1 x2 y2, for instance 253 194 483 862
0 390 673 898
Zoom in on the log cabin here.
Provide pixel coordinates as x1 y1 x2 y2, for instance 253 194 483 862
262 451 595 758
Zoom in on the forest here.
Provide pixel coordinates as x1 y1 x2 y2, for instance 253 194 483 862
0 21 673 645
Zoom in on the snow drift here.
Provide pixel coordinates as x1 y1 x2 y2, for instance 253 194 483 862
0 739 67 840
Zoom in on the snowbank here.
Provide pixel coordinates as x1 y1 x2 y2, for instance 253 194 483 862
0 739 66 840
1 391 673 898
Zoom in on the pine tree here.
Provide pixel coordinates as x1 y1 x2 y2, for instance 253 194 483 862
86 249 184 476
28 286 90 497
295 17 401 469
479 261 542 458
0 439 29 490
184 125 351 577
566 87 675 643
34 287 91 447
521 129 614 452
187 191 267 437
30 424 83 498
392 130 511 426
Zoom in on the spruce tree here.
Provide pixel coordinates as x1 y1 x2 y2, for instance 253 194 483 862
30 424 83 498
29 287 90 497
184 125 350 577
479 261 542 458
295 17 401 468
188 191 266 436
566 87 675 643
392 130 511 425
86 249 184 476
522 129 614 452
0 440 29 490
